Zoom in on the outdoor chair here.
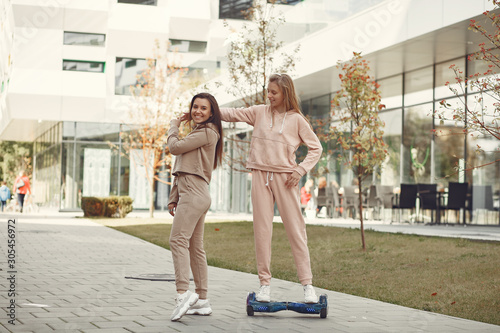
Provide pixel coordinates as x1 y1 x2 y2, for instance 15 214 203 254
417 183 438 223
439 182 468 224
378 185 395 220
391 183 418 223
364 185 379 220
342 186 360 219
364 185 394 220
310 185 339 218
325 186 340 218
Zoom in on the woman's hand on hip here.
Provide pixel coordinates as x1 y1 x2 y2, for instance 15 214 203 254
285 171 301 189
168 203 177 216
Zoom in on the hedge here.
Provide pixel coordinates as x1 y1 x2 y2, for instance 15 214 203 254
81 196 133 218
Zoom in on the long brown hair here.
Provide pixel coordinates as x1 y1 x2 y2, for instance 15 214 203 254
188 93 224 169
268 74 312 127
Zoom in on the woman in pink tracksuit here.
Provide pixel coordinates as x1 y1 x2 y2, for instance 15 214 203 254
221 74 323 303
167 93 223 321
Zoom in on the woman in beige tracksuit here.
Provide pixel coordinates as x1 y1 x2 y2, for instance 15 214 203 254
220 74 323 303
167 93 223 321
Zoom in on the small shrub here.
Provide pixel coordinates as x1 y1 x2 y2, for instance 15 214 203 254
81 197 105 217
82 196 133 218
105 196 133 218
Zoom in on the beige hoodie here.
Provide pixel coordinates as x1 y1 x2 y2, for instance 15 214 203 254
221 105 322 176
167 120 219 184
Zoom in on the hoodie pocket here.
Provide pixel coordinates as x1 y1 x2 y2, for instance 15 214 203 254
249 137 296 168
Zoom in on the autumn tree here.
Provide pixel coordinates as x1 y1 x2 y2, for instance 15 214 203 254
119 39 190 218
331 52 388 251
0 141 33 187
221 0 300 171
436 2 500 175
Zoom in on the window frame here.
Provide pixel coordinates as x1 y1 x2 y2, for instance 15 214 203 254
62 60 105 73
63 31 106 47
169 39 208 53
117 0 157 5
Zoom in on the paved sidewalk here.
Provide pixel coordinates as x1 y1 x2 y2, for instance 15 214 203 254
0 213 499 332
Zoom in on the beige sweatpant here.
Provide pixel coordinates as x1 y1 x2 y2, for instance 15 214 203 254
251 170 313 286
169 174 211 299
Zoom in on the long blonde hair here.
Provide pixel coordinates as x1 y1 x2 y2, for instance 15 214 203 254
268 74 312 127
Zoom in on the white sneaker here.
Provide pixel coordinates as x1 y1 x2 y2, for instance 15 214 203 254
303 285 318 303
186 299 212 315
171 290 199 321
256 285 271 302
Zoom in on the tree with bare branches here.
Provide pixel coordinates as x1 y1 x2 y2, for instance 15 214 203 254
222 0 300 171
436 2 500 175
330 52 388 250
119 40 190 218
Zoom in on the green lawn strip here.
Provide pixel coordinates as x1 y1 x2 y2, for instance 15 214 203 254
111 222 500 325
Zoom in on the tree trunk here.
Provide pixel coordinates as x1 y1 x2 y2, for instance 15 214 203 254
358 176 366 251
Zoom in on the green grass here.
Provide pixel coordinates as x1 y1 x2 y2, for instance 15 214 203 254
111 221 500 325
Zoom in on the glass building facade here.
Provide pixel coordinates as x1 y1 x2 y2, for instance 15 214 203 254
34 121 172 212
32 53 499 220
297 55 499 220
214 54 500 222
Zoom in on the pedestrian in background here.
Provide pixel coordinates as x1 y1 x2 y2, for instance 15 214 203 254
300 178 314 214
0 181 11 212
13 171 31 213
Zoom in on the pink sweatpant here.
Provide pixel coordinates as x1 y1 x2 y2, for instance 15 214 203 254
169 174 211 299
251 170 313 286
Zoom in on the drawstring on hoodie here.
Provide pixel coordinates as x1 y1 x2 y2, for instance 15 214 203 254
265 172 274 186
270 111 287 135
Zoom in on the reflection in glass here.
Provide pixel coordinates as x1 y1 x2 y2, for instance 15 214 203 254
403 103 433 183
63 60 104 73
466 94 500 194
63 32 105 46
117 0 157 5
169 39 207 53
435 58 465 99
379 109 402 185
434 98 465 182
115 57 148 95
34 145 61 207
309 94 330 121
378 75 402 109
219 0 253 19
63 122 76 141
75 122 120 142
404 66 433 106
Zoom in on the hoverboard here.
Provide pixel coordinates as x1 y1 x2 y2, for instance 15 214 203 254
246 292 328 318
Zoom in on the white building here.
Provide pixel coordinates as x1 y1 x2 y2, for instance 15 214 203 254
0 0 498 223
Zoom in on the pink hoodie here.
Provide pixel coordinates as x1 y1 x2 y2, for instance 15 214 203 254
221 105 322 176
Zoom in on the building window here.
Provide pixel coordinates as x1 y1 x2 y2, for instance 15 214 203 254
269 0 301 4
115 57 148 95
435 58 465 100
63 60 105 73
219 0 252 20
169 39 207 53
117 0 157 5
378 74 403 109
403 103 433 184
63 32 105 46
309 94 330 121
404 66 433 106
